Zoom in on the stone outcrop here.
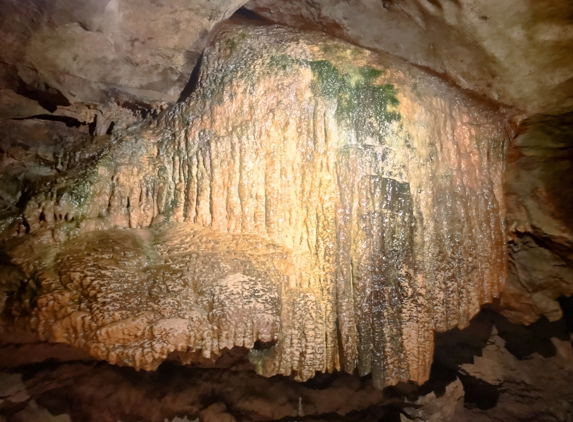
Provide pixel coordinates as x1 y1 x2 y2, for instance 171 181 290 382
0 0 245 107
0 0 247 137
3 0 572 121
400 378 465 422
499 112 573 324
245 0 573 115
1 0 572 420
1 307 572 422
1 22 508 389
1 2 569 331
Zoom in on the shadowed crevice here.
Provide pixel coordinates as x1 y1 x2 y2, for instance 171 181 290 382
177 53 203 103
12 114 83 128
458 372 500 410
15 80 71 113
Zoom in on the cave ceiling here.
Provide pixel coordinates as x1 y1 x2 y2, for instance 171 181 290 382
1 0 572 118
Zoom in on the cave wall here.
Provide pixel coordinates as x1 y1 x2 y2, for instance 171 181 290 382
1 308 572 422
499 113 573 324
0 1 572 421
246 0 573 115
1 22 509 390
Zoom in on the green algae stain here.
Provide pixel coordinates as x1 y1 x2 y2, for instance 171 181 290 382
268 54 298 72
56 163 104 214
64 182 91 209
358 66 385 83
225 31 248 54
267 54 401 140
307 60 400 138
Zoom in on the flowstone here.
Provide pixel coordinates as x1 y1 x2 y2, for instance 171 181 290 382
0 23 508 389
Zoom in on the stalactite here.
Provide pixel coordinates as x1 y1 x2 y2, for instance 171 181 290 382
2 23 508 389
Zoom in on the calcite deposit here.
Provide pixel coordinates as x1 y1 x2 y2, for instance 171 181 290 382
0 23 508 389
3 308 572 422
246 0 573 115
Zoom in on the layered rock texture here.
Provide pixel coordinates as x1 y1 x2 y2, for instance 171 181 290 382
245 0 573 115
1 307 572 422
499 113 573 324
1 23 508 389
1 0 573 420
0 0 253 141
0 0 245 113
3 0 572 124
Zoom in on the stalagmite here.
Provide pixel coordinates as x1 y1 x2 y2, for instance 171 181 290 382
0 23 508 389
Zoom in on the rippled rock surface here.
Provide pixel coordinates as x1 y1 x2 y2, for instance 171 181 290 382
500 112 573 324
1 23 508 389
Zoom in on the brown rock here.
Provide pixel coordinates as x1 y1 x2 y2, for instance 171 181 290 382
0 89 47 120
1 23 508 388
401 378 465 422
461 328 573 421
0 0 247 106
499 113 573 324
246 0 573 115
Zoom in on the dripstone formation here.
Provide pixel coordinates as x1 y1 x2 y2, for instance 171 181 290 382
0 23 508 389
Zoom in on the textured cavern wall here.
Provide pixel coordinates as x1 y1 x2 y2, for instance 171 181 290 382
0 0 247 134
245 0 573 115
0 23 508 389
1 2 570 340
1 2 573 421
498 113 573 324
0 0 245 104
1 308 572 422
3 0 572 126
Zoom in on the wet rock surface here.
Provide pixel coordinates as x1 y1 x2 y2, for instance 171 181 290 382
1 22 508 389
245 0 573 115
0 307 571 422
0 2 572 421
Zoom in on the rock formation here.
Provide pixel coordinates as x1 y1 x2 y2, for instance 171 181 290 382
0 1 572 421
1 307 571 422
499 113 573 324
245 0 573 115
1 22 508 389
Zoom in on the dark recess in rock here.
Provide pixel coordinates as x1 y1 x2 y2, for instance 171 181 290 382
15 80 71 113
559 295 573 333
457 372 500 410
177 53 204 103
12 114 82 128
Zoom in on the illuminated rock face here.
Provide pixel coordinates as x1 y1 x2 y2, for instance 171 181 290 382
3 23 507 388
